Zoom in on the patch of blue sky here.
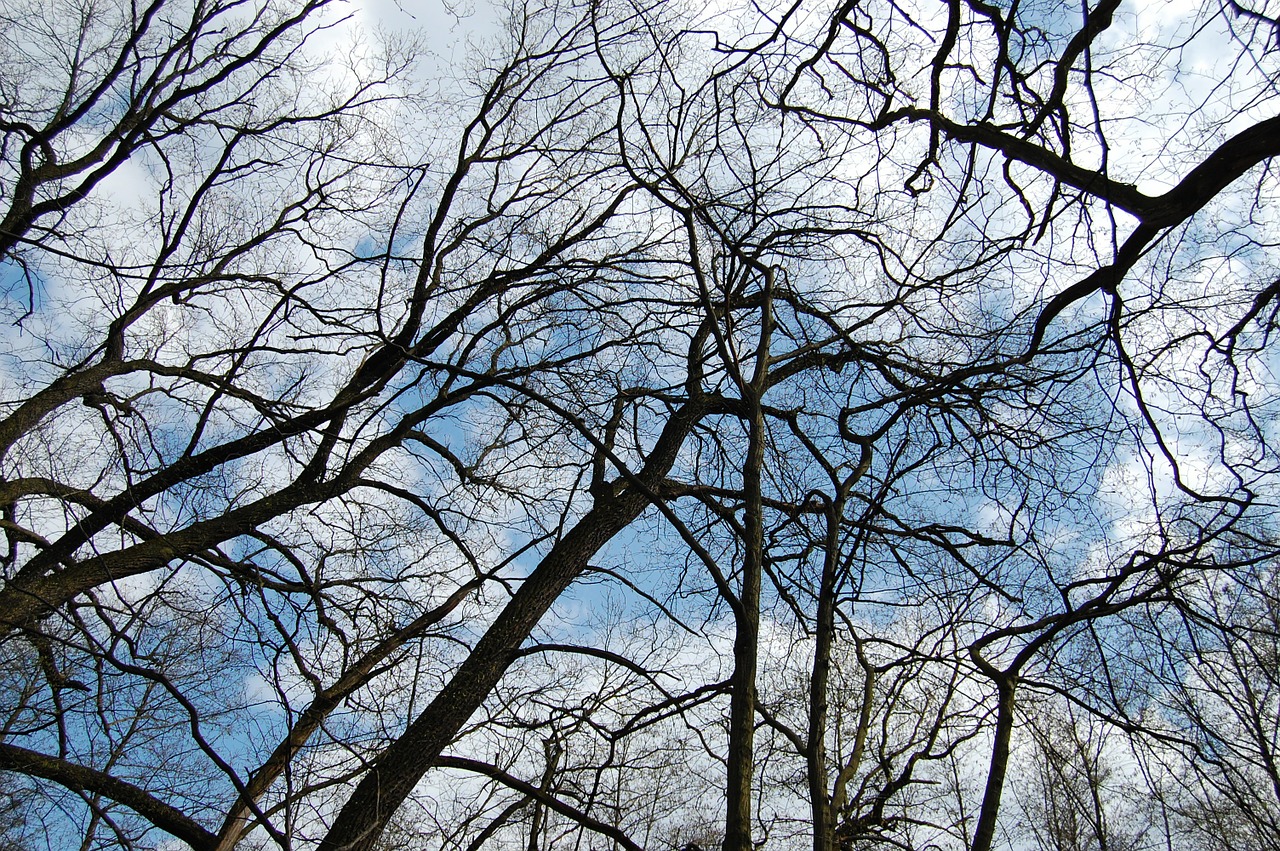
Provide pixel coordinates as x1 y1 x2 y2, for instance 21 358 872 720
545 512 693 634
350 231 416 264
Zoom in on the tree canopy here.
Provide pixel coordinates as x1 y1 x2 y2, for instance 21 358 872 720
2 0 1280 849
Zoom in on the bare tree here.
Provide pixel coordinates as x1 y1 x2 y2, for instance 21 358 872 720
0 0 690 846
5 1 1280 851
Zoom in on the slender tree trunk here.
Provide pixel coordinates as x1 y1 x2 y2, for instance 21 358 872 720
527 737 561 851
971 676 1017 851
724 393 765 851
724 271 774 851
808 497 843 851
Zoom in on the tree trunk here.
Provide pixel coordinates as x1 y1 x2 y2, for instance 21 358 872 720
971 677 1017 851
319 401 705 851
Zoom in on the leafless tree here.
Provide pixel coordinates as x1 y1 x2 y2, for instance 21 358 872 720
4 1 1280 851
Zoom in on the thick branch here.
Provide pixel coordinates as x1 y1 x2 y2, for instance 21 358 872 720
318 398 705 851
0 743 216 851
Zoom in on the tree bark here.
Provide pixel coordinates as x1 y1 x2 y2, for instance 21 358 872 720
971 677 1017 851
807 496 843 851
723 270 774 851
319 400 704 851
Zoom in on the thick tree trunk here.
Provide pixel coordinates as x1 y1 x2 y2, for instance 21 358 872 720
318 401 704 851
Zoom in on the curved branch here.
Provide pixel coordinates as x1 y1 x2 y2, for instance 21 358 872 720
0 743 216 851
433 755 645 851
